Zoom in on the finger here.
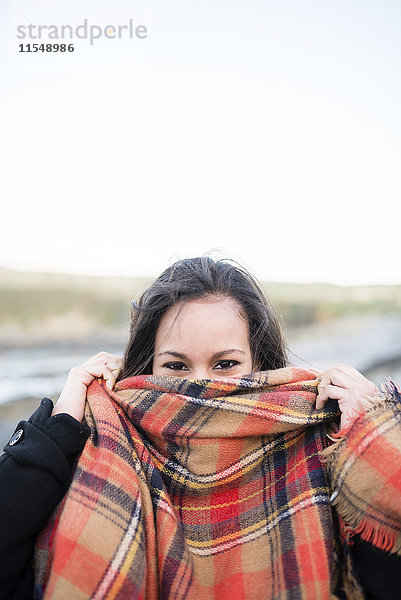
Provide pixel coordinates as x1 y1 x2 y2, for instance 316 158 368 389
102 366 116 390
104 360 121 373
92 351 122 363
319 364 366 385
317 369 378 405
318 369 351 391
83 353 112 368
317 364 371 393
316 376 339 408
104 354 123 364
90 364 116 389
104 377 115 391
104 356 124 371
315 384 346 410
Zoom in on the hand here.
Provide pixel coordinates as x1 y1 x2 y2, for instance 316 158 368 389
52 351 123 422
313 363 380 430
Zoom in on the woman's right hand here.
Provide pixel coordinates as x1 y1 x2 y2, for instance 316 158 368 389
51 351 124 423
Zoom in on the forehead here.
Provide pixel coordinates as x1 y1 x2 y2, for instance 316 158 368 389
155 296 249 349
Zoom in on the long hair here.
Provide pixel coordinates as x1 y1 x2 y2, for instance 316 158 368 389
116 257 288 381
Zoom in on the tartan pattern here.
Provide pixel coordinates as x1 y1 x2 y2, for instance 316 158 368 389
324 380 401 556
34 367 345 599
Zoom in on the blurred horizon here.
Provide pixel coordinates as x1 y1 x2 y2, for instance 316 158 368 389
1 262 400 352
2 260 401 289
1 259 401 288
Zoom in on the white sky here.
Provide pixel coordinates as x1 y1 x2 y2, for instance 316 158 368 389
1 0 400 285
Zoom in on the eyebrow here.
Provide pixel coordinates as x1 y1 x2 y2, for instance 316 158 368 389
157 349 246 359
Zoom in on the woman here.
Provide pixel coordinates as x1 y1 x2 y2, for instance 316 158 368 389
1 256 400 600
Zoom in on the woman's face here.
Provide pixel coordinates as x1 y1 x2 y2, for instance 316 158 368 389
152 296 253 379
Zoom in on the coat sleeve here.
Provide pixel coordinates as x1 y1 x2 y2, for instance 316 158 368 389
0 398 90 600
322 380 401 599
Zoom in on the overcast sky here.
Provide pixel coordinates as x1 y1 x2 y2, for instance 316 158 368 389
1 0 400 285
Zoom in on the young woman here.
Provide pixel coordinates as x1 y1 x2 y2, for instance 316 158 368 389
1 257 400 600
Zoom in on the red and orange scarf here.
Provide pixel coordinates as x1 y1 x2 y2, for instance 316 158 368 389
34 367 401 599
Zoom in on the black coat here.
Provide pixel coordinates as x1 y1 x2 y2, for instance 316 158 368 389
0 399 400 600
0 399 90 600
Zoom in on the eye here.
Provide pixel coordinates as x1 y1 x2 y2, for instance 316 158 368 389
163 362 189 371
214 360 239 370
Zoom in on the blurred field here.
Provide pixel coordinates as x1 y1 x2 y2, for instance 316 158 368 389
1 265 400 346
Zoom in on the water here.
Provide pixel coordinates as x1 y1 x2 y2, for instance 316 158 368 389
287 313 401 381
0 342 124 406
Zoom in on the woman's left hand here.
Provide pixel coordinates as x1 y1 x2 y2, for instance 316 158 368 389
313 363 380 431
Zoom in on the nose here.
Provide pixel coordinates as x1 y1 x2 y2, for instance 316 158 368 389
191 368 211 380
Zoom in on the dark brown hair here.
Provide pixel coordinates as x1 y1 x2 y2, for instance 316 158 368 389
116 256 288 381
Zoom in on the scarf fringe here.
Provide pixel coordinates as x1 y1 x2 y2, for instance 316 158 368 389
320 377 401 463
320 379 401 557
332 495 401 555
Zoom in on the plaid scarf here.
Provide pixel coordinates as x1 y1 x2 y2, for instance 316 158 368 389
33 367 399 599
